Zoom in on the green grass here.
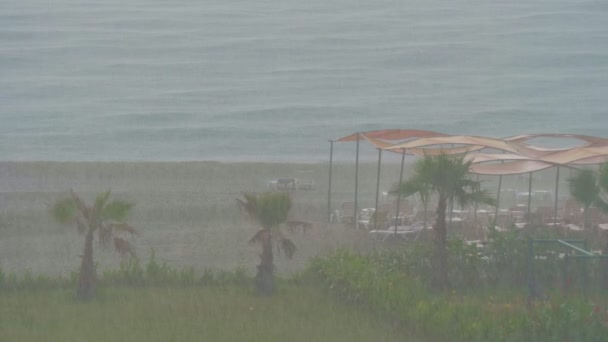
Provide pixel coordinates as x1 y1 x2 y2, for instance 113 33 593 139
0 286 417 342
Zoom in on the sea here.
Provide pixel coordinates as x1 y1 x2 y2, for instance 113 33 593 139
1 0 607 162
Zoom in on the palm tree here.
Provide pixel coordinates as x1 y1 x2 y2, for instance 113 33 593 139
237 192 295 296
568 166 608 229
392 153 495 290
51 190 137 300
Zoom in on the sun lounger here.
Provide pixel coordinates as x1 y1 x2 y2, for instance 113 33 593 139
340 202 355 224
369 222 425 241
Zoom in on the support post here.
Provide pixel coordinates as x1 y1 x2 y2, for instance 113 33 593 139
354 134 360 229
394 149 406 236
554 166 560 227
327 140 334 223
527 172 533 224
373 149 382 230
473 174 479 226
494 174 503 226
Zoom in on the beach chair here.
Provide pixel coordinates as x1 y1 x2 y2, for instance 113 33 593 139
276 178 298 191
297 179 314 190
340 202 355 224
369 210 389 230
286 220 313 235
535 207 555 225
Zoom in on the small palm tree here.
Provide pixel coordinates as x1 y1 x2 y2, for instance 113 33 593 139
392 153 495 290
237 192 295 296
51 190 137 300
568 166 608 229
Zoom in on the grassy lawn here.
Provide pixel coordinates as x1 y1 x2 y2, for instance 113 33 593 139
0 286 417 342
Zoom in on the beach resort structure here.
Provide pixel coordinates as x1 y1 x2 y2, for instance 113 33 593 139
327 130 608 234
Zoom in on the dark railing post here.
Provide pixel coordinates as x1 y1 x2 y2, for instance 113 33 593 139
554 166 560 227
527 172 533 224
373 149 382 230
327 140 334 223
354 134 360 229
494 174 503 226
394 149 406 236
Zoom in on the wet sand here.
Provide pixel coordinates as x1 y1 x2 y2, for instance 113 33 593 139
0 160 566 277
0 161 404 277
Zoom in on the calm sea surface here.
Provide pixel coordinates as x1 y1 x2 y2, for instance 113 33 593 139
1 0 607 162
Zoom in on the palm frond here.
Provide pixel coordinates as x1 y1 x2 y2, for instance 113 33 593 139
249 229 268 245
238 192 291 229
257 192 291 229
568 169 599 208
391 180 427 197
50 197 78 224
98 224 113 248
113 237 136 258
70 190 89 219
102 200 134 221
395 152 494 214
236 193 257 219
95 190 111 212
458 189 496 208
109 222 138 236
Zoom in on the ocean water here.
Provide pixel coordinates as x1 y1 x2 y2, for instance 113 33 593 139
1 0 607 162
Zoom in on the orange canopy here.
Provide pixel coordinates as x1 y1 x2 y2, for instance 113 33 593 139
333 130 608 175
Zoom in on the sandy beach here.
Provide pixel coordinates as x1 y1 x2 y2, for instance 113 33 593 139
0 160 412 277
0 160 568 277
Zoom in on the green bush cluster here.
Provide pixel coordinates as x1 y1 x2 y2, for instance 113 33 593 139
307 249 608 341
0 251 253 292
378 229 606 293
100 252 253 288
0 268 71 291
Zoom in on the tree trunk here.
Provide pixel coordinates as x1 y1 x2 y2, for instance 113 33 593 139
432 196 449 291
255 229 276 296
77 228 96 301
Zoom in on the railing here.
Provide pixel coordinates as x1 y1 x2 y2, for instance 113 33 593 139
527 239 608 299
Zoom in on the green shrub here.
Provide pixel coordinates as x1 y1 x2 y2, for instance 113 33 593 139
307 249 608 341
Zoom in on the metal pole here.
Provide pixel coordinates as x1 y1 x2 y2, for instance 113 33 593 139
473 174 479 226
354 134 360 229
373 149 382 230
527 172 533 224
327 140 334 223
554 166 560 227
494 175 503 226
394 149 406 236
